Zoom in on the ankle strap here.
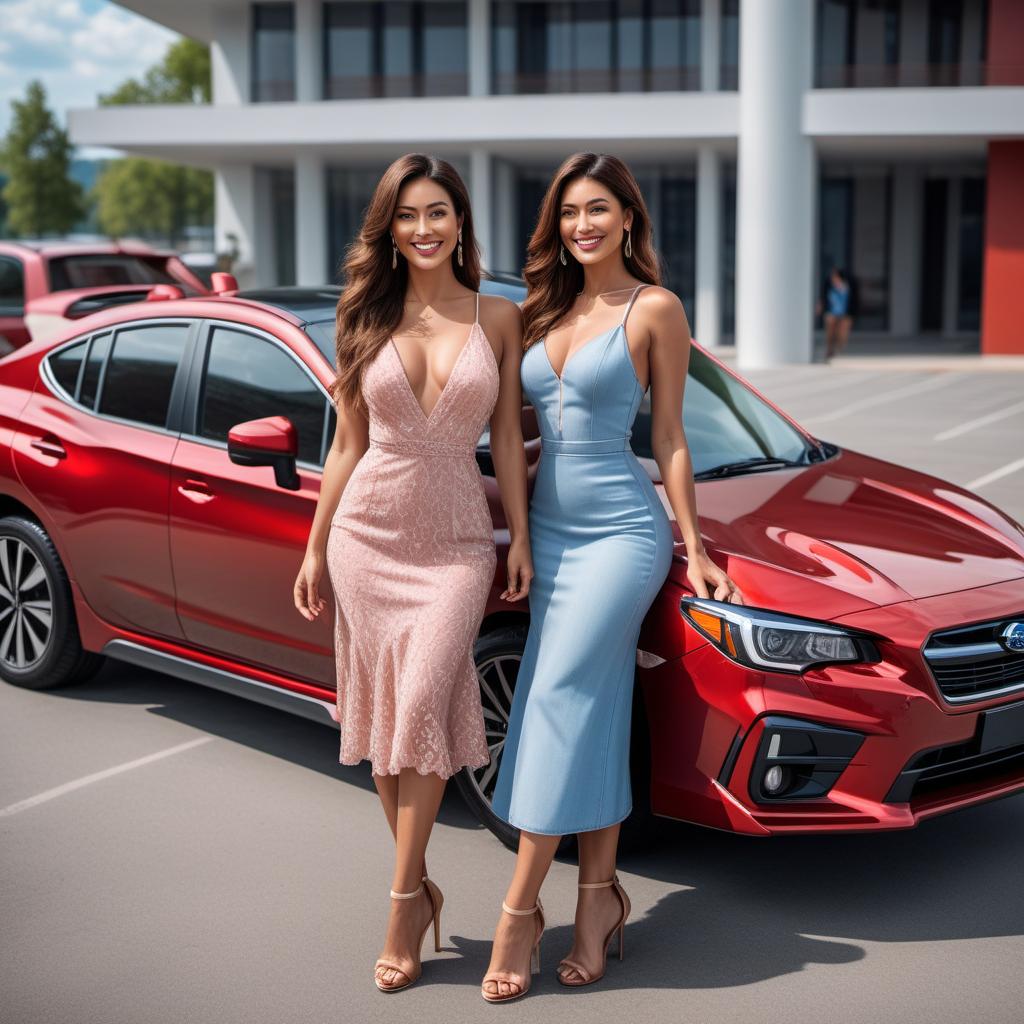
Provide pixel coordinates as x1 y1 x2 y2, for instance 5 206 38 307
390 884 424 900
578 875 618 889
502 900 538 916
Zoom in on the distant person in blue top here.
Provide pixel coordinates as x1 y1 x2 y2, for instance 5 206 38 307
816 266 853 362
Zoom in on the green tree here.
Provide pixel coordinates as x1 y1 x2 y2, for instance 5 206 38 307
94 38 213 246
0 81 84 237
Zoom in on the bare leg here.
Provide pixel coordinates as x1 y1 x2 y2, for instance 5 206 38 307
375 769 447 988
837 316 853 354
482 831 561 999
558 823 629 983
373 772 427 880
824 314 838 360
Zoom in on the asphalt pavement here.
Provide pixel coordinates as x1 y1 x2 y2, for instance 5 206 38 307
3 362 1023 1024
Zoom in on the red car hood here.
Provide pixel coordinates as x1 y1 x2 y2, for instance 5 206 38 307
668 448 1024 621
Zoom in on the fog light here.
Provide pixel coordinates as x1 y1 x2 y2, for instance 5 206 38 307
763 765 786 794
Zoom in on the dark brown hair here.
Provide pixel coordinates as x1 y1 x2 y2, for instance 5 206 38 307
521 152 661 347
332 153 481 412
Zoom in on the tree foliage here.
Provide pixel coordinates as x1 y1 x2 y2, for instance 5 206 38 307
0 81 84 237
99 38 211 106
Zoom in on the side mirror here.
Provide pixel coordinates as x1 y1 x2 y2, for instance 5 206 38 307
228 415 300 490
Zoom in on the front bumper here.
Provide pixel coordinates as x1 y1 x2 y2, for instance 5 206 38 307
643 576 1024 835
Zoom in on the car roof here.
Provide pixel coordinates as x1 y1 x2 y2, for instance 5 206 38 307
0 240 172 258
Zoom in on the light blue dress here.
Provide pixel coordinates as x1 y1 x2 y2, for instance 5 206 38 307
491 286 674 835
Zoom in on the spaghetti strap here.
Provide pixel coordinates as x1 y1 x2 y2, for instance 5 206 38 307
620 285 646 328
474 291 480 325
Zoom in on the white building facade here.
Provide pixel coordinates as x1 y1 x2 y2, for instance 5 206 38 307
70 0 1024 365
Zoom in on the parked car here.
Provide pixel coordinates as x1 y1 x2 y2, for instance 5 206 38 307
0 240 209 354
2 283 1023 846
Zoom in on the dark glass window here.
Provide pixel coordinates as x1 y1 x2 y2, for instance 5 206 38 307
722 167 736 336
816 0 900 88
957 176 985 331
919 178 947 332
47 255 183 292
0 257 24 313
720 0 739 90
323 1 467 99
268 167 296 286
252 2 296 102
327 166 387 281
48 341 88 399
928 0 961 85
200 327 327 466
99 325 189 428
493 0 700 94
79 332 111 410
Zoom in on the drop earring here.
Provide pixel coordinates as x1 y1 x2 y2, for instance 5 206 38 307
457 228 464 268
560 245 567 266
391 237 398 270
624 228 632 259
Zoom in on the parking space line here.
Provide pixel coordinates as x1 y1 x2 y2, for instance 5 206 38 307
801 373 956 426
0 736 214 819
934 398 1024 441
967 457 1024 492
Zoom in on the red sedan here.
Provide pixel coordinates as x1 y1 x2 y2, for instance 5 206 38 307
2 283 1023 844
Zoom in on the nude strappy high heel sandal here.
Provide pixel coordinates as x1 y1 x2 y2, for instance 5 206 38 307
481 898 546 1004
374 877 444 993
557 875 630 987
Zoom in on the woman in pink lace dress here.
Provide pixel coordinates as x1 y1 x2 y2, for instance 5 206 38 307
293 154 530 993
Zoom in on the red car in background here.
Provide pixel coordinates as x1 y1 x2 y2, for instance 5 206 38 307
0 240 209 354
2 283 1024 847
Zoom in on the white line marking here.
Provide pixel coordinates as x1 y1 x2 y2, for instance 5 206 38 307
934 398 1024 441
967 456 1024 491
801 374 955 425
0 736 214 819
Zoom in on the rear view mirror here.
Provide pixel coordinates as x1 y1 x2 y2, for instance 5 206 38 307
228 415 300 490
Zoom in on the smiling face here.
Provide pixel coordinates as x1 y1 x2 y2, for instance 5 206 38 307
558 176 633 266
391 176 463 269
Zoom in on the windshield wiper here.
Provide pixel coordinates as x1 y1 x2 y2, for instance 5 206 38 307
696 456 806 480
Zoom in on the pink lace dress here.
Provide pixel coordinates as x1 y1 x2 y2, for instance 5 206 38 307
326 297 499 778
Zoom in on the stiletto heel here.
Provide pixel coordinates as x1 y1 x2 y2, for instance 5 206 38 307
374 878 444 993
481 898 546 1003
557 875 630 987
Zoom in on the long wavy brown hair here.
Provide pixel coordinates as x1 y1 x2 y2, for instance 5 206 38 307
521 153 661 348
332 154 481 412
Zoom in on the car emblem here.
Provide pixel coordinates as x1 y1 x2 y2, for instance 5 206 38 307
1001 622 1024 653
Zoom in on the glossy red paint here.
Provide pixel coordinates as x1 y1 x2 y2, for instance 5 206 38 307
228 416 298 455
2 288 1024 837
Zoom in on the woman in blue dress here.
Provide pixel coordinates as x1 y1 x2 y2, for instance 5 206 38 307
481 153 742 1003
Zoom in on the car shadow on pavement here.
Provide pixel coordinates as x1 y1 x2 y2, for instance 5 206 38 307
47 658 483 831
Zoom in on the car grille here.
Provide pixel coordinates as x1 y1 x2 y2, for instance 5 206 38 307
923 615 1024 704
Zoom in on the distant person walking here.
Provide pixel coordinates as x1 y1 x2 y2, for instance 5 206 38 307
818 266 853 361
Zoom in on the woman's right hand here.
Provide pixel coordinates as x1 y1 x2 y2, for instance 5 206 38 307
293 549 327 621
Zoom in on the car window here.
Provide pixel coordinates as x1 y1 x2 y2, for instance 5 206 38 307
199 326 327 466
98 324 190 428
79 332 111 410
48 340 88 399
47 254 193 293
304 321 335 366
0 257 24 314
630 347 809 474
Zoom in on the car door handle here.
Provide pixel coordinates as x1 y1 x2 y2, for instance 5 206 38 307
30 435 66 460
177 478 215 504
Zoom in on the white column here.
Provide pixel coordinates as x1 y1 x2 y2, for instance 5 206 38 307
701 0 721 92
295 0 322 103
470 149 493 270
468 0 491 97
215 165 261 288
295 153 329 286
211 4 250 105
735 0 816 368
942 176 961 335
695 146 722 348
889 164 922 337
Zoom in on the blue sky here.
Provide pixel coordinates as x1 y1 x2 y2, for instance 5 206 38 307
0 0 180 153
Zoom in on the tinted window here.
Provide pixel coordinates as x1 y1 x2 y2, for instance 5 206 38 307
252 2 295 101
630 348 809 475
99 324 189 427
79 333 111 410
47 255 184 292
0 257 24 312
48 341 87 398
200 327 327 465
304 321 336 366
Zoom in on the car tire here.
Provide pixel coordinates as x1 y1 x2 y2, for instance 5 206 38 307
456 624 576 855
0 516 104 690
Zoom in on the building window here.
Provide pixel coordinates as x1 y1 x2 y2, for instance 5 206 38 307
327 166 388 280
957 176 985 331
324 2 468 99
816 0 899 88
252 3 296 102
493 0 701 95
270 168 296 286
719 0 739 91
722 165 736 336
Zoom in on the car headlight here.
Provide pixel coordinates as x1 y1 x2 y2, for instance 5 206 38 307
680 597 878 673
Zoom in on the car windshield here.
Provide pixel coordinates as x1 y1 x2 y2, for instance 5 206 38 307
305 321 335 366
631 346 812 475
47 254 200 295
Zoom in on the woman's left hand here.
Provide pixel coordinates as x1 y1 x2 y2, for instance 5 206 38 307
686 547 743 604
501 537 533 602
